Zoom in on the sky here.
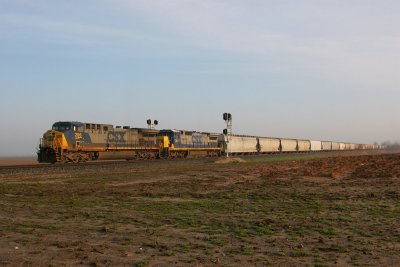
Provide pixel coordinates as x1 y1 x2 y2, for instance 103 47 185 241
0 0 399 156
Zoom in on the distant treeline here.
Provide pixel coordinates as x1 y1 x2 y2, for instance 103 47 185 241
380 141 400 150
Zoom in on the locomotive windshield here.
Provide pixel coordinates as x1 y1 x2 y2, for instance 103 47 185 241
158 130 177 143
52 122 72 132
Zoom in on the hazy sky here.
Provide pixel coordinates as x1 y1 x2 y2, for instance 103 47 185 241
1 0 399 156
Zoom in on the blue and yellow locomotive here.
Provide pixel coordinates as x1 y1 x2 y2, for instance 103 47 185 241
38 121 222 163
38 121 161 163
158 129 221 158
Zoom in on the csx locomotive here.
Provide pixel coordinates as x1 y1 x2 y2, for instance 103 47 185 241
38 121 377 163
37 121 221 163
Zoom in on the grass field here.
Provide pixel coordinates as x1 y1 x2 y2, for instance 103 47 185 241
0 152 399 266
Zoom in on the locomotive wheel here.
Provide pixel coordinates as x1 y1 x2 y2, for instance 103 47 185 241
72 156 80 163
59 156 67 164
80 153 90 163
67 153 80 163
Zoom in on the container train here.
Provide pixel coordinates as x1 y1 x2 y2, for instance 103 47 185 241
37 121 378 164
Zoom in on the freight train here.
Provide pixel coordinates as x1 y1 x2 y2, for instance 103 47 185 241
37 121 377 163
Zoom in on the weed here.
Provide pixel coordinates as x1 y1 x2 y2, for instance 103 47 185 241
319 227 338 236
134 261 149 267
290 250 310 257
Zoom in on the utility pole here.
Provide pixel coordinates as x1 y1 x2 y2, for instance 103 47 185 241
223 113 232 158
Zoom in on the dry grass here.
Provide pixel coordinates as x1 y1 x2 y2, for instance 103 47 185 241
0 153 399 266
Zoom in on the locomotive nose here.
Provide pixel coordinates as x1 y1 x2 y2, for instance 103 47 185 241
37 130 67 163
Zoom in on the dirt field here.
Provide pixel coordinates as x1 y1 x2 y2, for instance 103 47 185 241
0 152 399 266
0 157 37 166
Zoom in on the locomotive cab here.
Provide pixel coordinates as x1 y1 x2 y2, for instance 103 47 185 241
52 121 83 132
158 130 180 148
38 121 85 163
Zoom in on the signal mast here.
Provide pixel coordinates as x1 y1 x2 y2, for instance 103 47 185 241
147 119 158 129
223 113 232 157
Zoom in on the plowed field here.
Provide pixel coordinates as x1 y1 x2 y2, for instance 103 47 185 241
0 153 399 266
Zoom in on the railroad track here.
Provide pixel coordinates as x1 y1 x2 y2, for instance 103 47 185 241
0 156 215 170
0 150 392 171
0 160 152 170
